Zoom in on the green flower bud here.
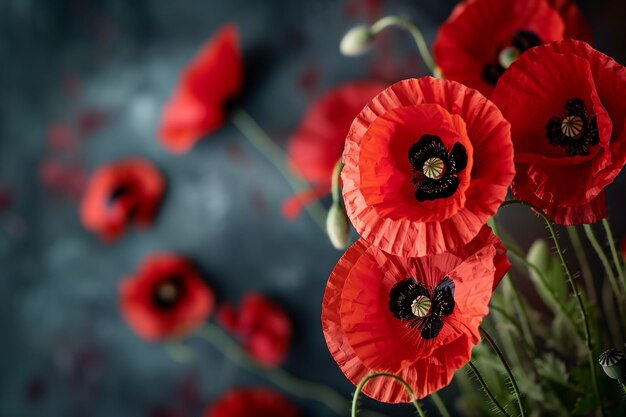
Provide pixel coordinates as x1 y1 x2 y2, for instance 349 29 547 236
599 349 626 380
327 203 350 249
340 25 374 56
433 66 444 79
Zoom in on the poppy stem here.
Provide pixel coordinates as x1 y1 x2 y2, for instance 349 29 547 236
351 372 426 417
479 326 526 417
466 361 512 417
567 226 598 304
369 16 436 73
500 199 605 417
230 108 328 232
429 392 451 417
331 159 344 204
601 218 626 296
196 322 386 417
583 223 626 338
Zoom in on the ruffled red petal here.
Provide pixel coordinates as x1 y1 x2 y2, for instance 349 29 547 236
491 39 626 225
434 0 566 97
342 77 514 257
119 253 214 341
322 226 509 402
217 293 292 367
80 158 165 242
288 82 386 184
159 25 243 154
204 388 302 417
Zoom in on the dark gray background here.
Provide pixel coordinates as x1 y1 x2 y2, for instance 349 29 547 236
0 1 624 416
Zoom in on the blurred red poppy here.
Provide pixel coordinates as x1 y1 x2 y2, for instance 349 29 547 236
120 253 214 341
217 293 292 367
159 25 243 154
434 0 592 97
322 226 510 402
80 158 165 241
342 77 514 257
204 388 301 417
491 39 626 225
283 82 385 219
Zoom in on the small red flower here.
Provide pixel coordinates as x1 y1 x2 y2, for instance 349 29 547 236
284 82 386 219
80 158 165 241
433 0 592 97
342 77 514 257
217 293 292 367
322 226 510 402
159 25 243 154
491 40 626 225
120 253 215 341
204 388 301 417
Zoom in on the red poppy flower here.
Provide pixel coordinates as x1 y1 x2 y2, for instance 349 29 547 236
342 77 514 257
217 293 292 367
120 253 214 341
80 158 165 241
283 82 386 219
204 388 301 417
491 39 626 225
433 0 592 97
159 25 243 154
322 226 510 403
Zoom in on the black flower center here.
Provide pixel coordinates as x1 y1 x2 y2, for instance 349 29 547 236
109 183 133 204
482 30 542 85
389 277 455 340
153 275 186 309
546 98 599 156
408 134 467 201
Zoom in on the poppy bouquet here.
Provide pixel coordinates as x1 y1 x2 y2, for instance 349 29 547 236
323 1 626 416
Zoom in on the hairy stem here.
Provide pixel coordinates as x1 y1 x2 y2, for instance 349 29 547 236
430 391 451 417
500 200 604 417
352 372 425 417
602 218 626 296
467 361 512 417
480 326 526 417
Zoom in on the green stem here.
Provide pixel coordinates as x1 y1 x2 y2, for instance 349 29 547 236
479 326 526 417
352 372 425 417
584 223 626 340
602 218 626 295
231 108 328 231
500 200 604 417
369 16 435 73
430 392 451 417
620 380 626 395
467 361 512 417
567 226 598 304
331 159 344 203
506 245 584 339
197 323 386 417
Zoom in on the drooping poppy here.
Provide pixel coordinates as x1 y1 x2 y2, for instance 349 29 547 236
342 77 514 257
433 0 592 97
217 293 292 367
204 388 302 417
284 82 386 219
80 158 165 242
159 25 243 154
491 39 626 225
322 226 510 402
120 253 214 341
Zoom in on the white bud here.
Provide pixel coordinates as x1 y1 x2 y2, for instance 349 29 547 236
327 203 350 249
340 25 374 56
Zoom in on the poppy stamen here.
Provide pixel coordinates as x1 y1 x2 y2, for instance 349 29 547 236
153 276 185 309
546 98 599 156
389 277 455 339
408 135 467 201
482 30 542 84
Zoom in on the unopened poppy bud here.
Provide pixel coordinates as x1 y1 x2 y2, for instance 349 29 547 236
327 203 350 249
599 348 626 380
340 25 374 56
499 46 520 69
433 66 444 79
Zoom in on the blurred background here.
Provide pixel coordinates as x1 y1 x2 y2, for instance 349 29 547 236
1 0 625 416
